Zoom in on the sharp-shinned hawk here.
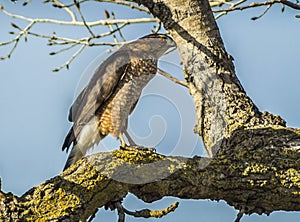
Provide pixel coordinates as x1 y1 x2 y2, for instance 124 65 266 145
62 34 176 170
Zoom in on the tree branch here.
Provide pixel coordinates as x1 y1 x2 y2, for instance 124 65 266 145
1 127 300 221
0 3 159 69
213 0 300 19
52 0 77 21
0 4 157 26
1 0 300 221
135 0 286 158
52 44 86 72
121 201 179 218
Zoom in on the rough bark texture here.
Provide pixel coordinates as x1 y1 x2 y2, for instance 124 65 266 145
136 0 285 157
1 128 300 221
1 0 300 221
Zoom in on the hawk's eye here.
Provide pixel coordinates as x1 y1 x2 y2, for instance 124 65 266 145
159 36 167 43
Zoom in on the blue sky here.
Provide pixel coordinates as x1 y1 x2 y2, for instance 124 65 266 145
0 1 299 221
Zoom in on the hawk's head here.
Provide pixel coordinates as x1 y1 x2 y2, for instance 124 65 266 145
124 33 176 59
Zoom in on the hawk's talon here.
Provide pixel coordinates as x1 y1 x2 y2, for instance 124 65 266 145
119 145 156 153
119 145 130 150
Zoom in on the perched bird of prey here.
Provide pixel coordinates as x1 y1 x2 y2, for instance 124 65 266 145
62 34 176 170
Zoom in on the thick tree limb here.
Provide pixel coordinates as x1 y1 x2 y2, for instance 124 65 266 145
135 0 286 158
0 127 300 221
1 0 300 221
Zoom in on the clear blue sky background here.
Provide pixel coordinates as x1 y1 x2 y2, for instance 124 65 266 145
0 1 299 221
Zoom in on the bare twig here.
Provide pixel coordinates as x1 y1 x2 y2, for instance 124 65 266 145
52 0 150 13
53 0 77 21
0 3 157 62
152 21 162 33
122 201 179 218
95 0 150 13
0 1 159 69
0 5 158 26
157 68 189 87
51 0 89 8
115 202 125 222
111 12 126 42
22 0 32 6
251 4 272 20
49 43 79 56
104 10 120 44
0 20 35 59
281 0 300 10
74 0 96 37
209 0 235 7
1 20 126 62
50 23 128 45
213 0 300 15
214 0 247 19
52 44 86 72
235 209 245 222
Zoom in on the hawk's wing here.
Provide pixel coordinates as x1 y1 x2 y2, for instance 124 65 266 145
63 50 131 150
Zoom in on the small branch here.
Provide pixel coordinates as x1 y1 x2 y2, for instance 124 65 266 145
49 43 79 55
115 202 125 222
251 4 272 20
214 0 247 19
22 0 32 6
28 23 128 46
209 0 235 7
281 0 300 9
0 3 156 62
0 5 158 26
53 0 77 21
54 0 150 13
157 68 189 87
51 0 89 8
152 21 162 33
1 22 127 61
0 20 35 59
52 44 86 72
213 0 300 16
74 0 96 37
123 202 179 218
96 0 150 13
0 2 158 68
235 210 244 222
104 10 121 44
111 12 127 42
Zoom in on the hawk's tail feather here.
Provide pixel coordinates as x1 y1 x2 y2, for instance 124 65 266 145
63 144 84 171
62 127 76 152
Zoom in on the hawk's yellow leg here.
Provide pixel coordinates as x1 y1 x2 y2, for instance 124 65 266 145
119 133 128 148
119 132 156 153
124 130 136 146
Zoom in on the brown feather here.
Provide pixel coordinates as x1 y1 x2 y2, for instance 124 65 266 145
62 34 176 170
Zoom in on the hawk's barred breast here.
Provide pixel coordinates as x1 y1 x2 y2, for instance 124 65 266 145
98 58 157 137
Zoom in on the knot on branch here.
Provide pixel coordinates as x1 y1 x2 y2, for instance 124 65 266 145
136 0 175 29
152 2 175 29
